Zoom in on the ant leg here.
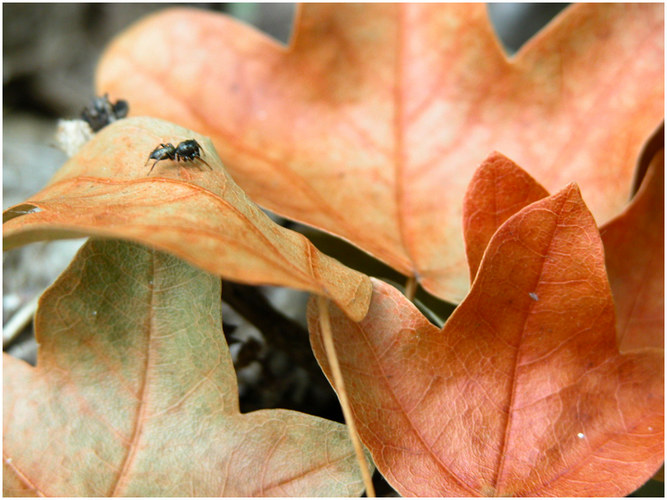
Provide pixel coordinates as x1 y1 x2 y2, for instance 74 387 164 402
198 157 213 170
147 159 162 176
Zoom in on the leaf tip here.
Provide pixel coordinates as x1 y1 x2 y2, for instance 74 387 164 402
556 181 587 209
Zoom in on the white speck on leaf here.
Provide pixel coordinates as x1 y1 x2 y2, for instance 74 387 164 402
529 292 539 301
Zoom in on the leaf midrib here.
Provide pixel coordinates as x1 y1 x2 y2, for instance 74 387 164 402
110 251 156 496
493 191 569 494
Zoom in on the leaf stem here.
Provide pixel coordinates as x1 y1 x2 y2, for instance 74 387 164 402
317 295 375 497
404 275 417 302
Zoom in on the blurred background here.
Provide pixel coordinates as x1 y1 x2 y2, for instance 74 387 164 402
6 4 660 496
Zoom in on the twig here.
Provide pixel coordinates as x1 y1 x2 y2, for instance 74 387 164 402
404 275 417 302
317 295 375 497
3 294 40 348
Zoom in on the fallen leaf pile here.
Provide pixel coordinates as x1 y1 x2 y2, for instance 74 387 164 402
4 3 663 497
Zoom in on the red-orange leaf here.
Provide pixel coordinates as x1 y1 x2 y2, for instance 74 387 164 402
463 151 549 282
601 148 664 352
2 117 370 322
96 4 664 302
464 150 664 352
4 239 369 497
309 186 663 496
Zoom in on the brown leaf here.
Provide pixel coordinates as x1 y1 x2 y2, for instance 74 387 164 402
309 186 663 496
2 117 370 322
601 148 664 351
3 239 369 497
96 4 664 302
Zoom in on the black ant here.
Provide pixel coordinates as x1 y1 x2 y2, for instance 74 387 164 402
146 139 212 175
81 93 128 132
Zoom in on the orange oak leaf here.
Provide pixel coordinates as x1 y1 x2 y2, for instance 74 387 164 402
600 148 664 352
308 185 664 496
2 117 370 322
464 149 664 352
96 4 664 302
3 238 370 497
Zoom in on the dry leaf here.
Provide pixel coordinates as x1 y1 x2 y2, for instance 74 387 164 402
464 150 664 352
2 117 370 321
309 186 663 496
4 239 369 497
463 151 549 282
96 3 664 302
601 149 664 351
